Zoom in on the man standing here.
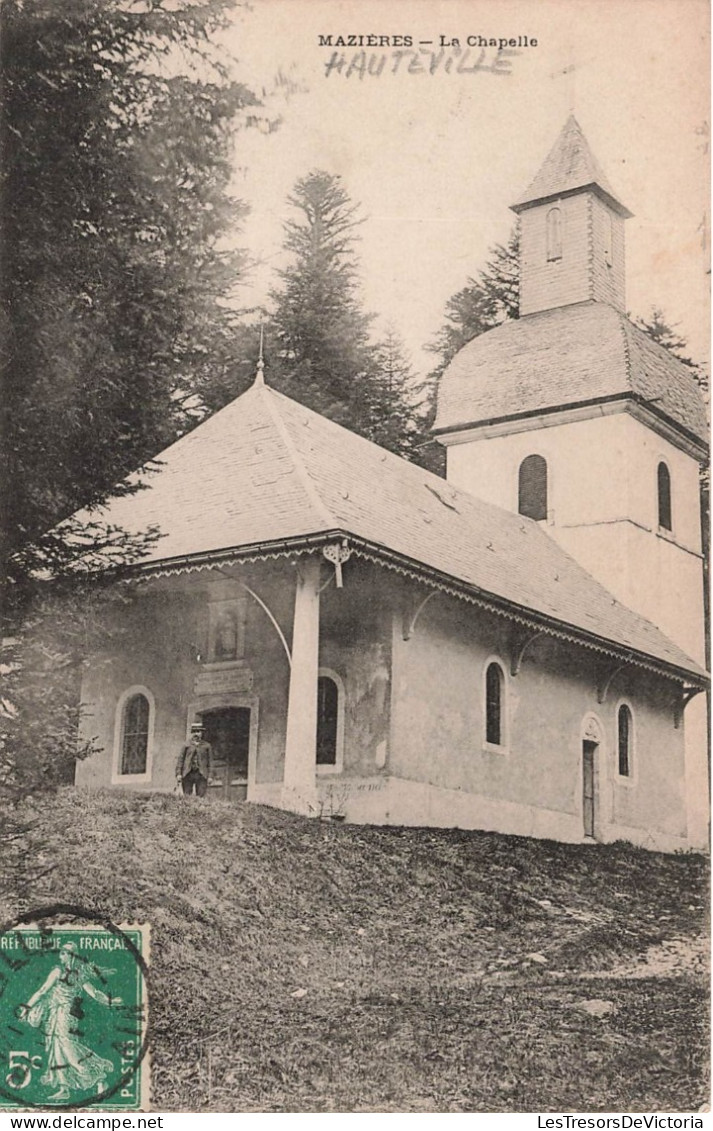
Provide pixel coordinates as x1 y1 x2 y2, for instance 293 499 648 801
176 722 213 797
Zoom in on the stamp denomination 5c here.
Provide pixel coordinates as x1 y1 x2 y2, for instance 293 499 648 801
0 914 149 1112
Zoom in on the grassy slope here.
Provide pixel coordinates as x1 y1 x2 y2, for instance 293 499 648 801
2 789 709 1113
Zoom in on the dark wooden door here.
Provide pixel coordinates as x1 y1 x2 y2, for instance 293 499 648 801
582 740 596 838
200 707 251 802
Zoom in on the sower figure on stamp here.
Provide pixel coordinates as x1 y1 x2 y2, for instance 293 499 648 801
18 942 121 1103
176 722 213 797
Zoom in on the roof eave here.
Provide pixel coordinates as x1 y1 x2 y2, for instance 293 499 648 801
346 538 708 687
433 392 709 460
510 182 633 219
129 530 708 688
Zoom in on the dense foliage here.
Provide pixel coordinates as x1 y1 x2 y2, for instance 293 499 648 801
1 0 255 612
635 308 709 390
0 0 257 801
208 171 429 463
426 228 519 379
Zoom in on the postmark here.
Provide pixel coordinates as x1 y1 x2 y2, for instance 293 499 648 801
0 906 149 1112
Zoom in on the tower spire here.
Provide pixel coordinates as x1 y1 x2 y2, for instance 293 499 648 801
511 116 631 218
511 117 631 316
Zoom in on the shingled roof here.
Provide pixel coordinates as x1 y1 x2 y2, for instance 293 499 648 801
434 301 708 444
511 115 632 217
79 381 705 681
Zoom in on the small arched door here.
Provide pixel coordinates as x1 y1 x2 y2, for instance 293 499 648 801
582 740 597 838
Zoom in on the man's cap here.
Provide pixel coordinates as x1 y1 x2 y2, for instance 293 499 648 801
190 722 204 732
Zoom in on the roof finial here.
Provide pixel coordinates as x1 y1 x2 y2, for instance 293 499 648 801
564 62 576 116
255 324 265 385
549 45 577 117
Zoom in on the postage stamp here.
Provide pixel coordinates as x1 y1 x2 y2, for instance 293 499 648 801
0 911 149 1112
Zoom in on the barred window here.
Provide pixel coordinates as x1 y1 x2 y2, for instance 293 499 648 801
518 455 548 521
120 693 150 775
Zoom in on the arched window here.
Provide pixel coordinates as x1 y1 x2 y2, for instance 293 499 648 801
546 207 562 261
657 462 672 531
617 704 632 778
317 674 342 770
485 662 505 747
120 692 150 776
518 455 548 521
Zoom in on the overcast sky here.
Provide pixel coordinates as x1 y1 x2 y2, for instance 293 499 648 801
220 0 709 377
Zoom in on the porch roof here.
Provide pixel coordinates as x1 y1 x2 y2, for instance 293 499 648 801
77 382 707 683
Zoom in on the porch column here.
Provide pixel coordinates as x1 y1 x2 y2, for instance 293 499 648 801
281 555 321 814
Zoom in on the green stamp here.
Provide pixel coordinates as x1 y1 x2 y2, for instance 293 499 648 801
0 908 149 1111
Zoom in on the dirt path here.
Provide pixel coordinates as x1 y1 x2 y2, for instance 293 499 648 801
602 935 708 980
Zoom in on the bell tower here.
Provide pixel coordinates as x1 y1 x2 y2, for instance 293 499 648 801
434 117 708 847
511 115 632 316
435 115 706 667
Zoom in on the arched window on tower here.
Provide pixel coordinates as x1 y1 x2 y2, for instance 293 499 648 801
657 462 672 531
546 207 562 262
485 662 505 747
120 692 150 775
518 455 548 521
617 704 633 778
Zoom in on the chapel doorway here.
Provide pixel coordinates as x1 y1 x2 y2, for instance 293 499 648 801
582 739 597 839
199 707 251 802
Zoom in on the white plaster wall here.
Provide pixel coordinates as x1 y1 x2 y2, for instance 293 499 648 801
75 570 294 793
386 590 689 848
76 589 201 791
683 696 709 850
446 411 705 661
254 773 688 854
446 411 707 848
370 776 690 854
554 521 705 664
76 560 396 797
447 411 635 524
74 563 702 854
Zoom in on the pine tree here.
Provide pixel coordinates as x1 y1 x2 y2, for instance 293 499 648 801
366 326 428 460
427 228 519 378
266 170 376 427
421 228 520 473
0 0 260 806
1 0 257 613
259 170 427 461
635 308 708 390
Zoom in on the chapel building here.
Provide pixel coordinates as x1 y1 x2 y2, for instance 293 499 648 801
75 117 709 852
